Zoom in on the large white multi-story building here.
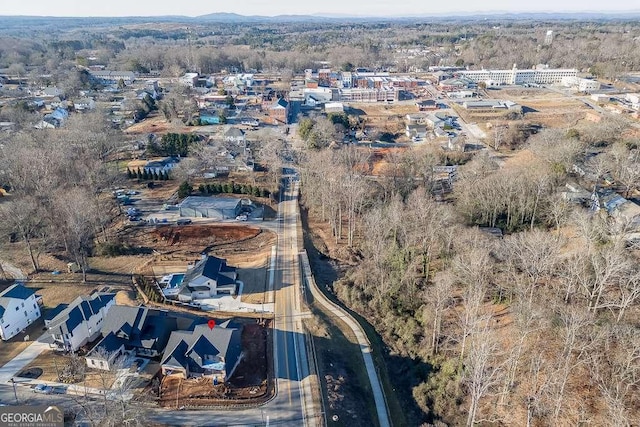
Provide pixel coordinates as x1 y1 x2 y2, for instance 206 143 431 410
459 65 578 85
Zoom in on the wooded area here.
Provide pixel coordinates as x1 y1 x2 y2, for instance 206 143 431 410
300 115 640 425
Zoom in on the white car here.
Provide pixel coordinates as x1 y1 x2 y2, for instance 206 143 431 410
235 215 248 221
33 384 53 394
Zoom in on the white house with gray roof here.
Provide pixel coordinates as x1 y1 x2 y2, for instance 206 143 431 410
0 284 41 340
175 255 237 302
45 293 115 352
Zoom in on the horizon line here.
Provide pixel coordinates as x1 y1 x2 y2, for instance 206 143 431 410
0 9 639 19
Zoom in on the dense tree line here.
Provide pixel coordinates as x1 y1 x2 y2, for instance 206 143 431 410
300 116 640 425
0 111 123 280
3 19 638 79
147 133 200 157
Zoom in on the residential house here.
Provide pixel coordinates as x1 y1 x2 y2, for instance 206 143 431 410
425 113 445 129
0 284 41 341
161 323 242 382
45 293 115 352
268 98 289 124
405 113 428 125
85 306 207 370
73 98 96 111
592 189 640 230
172 255 237 303
224 127 246 144
179 73 199 88
39 87 65 98
144 157 179 175
416 99 437 111
405 124 428 139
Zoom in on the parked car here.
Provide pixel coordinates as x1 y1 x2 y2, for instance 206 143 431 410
235 215 248 221
33 384 53 394
176 218 192 225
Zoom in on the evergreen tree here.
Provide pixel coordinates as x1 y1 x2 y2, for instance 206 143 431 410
153 170 159 181
198 184 206 194
136 167 142 179
178 181 193 198
127 168 133 179
142 169 149 180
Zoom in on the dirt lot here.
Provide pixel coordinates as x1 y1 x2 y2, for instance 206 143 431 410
159 321 271 407
483 87 591 128
129 224 271 257
124 113 194 136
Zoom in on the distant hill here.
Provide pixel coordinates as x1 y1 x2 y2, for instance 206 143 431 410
1 10 640 30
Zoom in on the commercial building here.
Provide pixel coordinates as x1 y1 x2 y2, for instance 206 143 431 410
339 87 400 102
459 65 577 85
561 76 601 92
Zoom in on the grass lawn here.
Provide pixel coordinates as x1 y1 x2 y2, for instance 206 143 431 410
30 284 101 311
0 318 47 367
21 350 116 390
304 301 378 427
238 262 267 305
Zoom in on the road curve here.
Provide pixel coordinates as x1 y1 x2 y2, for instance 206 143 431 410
299 251 391 427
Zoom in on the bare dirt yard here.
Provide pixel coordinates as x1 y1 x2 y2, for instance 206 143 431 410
158 320 272 407
123 113 193 136
484 87 592 128
128 224 272 258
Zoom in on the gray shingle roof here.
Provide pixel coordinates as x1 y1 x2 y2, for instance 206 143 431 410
98 306 208 354
224 127 244 138
161 323 242 376
183 255 236 289
47 293 115 336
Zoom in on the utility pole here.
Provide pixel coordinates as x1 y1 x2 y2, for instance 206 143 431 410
10 378 18 404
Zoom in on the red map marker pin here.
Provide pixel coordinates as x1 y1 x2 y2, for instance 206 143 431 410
207 319 216 330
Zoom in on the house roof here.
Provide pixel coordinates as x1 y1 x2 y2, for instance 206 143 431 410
98 305 206 353
224 127 245 138
184 255 235 287
47 293 115 336
271 98 288 109
44 304 68 323
90 332 125 359
161 323 242 374
0 284 36 300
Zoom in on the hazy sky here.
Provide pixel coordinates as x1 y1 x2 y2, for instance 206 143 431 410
1 0 637 17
